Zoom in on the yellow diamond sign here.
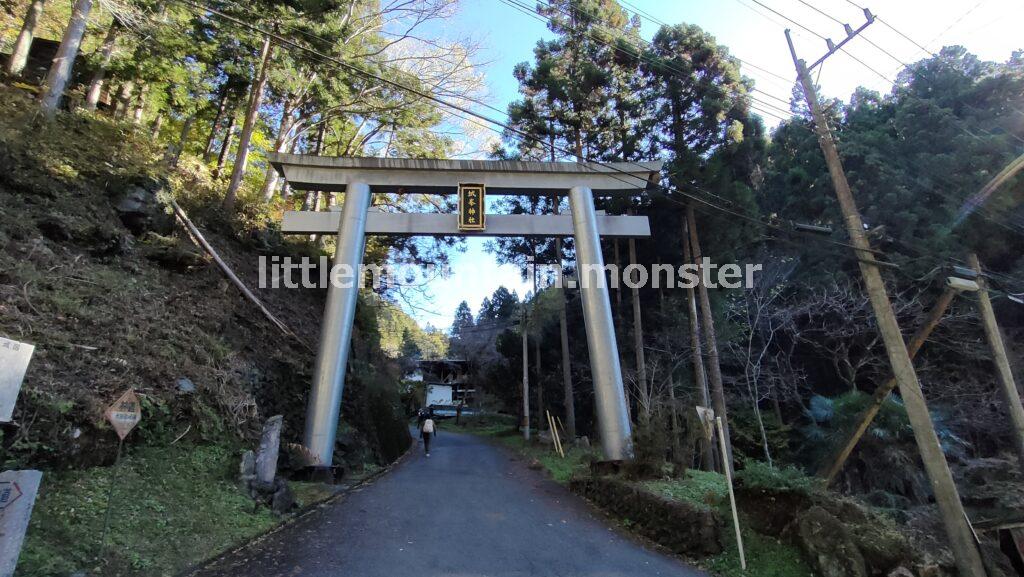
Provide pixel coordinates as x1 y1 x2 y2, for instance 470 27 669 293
105 389 142 440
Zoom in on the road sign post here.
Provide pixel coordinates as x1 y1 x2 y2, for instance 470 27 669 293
697 406 745 570
99 389 143 559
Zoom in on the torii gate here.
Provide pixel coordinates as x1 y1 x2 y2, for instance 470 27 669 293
269 153 662 472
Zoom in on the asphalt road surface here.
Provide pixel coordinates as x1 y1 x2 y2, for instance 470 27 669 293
192 430 706 577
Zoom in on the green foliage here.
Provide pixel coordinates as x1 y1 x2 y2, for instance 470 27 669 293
645 470 814 577
374 295 448 360
20 444 278 577
728 408 794 464
644 469 728 510
494 435 595 484
704 529 813 577
763 47 1024 277
735 461 821 496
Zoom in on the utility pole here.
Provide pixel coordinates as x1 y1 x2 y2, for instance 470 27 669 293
786 26 985 577
820 286 958 484
969 253 1024 473
521 307 530 441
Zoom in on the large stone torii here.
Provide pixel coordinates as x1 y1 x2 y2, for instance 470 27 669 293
269 153 662 473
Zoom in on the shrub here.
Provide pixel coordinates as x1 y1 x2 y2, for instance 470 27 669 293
736 460 821 496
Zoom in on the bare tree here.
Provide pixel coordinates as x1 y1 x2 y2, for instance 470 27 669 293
725 256 798 466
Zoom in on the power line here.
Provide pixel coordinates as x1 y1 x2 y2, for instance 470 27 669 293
175 0 1021 282
498 0 797 119
617 0 796 87
748 0 827 39
726 1 1024 237
796 0 845 26
927 0 988 51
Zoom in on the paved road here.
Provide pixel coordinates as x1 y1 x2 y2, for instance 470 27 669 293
193 430 705 577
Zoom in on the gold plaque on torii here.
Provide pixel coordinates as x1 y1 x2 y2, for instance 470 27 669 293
458 183 485 231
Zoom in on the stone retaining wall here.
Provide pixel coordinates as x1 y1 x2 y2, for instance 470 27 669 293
569 476 723 557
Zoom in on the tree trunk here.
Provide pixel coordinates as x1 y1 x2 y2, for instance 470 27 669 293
204 86 231 160
5 0 47 76
556 235 575 439
84 20 119 110
613 239 623 323
223 35 274 213
668 375 684 468
39 0 93 116
214 113 236 179
151 113 163 138
260 97 298 202
628 236 649 427
113 81 134 120
311 121 327 243
535 336 543 432
522 312 530 441
169 114 195 166
689 206 733 473
684 209 718 471
280 137 299 201
132 84 149 125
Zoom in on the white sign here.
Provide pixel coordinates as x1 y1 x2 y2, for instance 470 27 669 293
0 338 34 423
0 469 42 577
426 384 453 407
695 406 716 441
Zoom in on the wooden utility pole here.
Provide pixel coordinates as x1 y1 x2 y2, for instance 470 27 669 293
820 286 958 484
683 214 715 470
687 205 733 473
969 253 1024 473
787 28 985 577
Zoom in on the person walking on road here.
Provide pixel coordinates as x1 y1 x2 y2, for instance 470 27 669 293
421 416 436 457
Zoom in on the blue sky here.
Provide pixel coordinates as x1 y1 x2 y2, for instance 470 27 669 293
405 0 1024 330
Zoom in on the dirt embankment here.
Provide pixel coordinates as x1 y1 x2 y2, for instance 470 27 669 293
0 87 403 472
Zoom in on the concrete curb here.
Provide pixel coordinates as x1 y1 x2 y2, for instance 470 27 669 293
178 438 417 577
